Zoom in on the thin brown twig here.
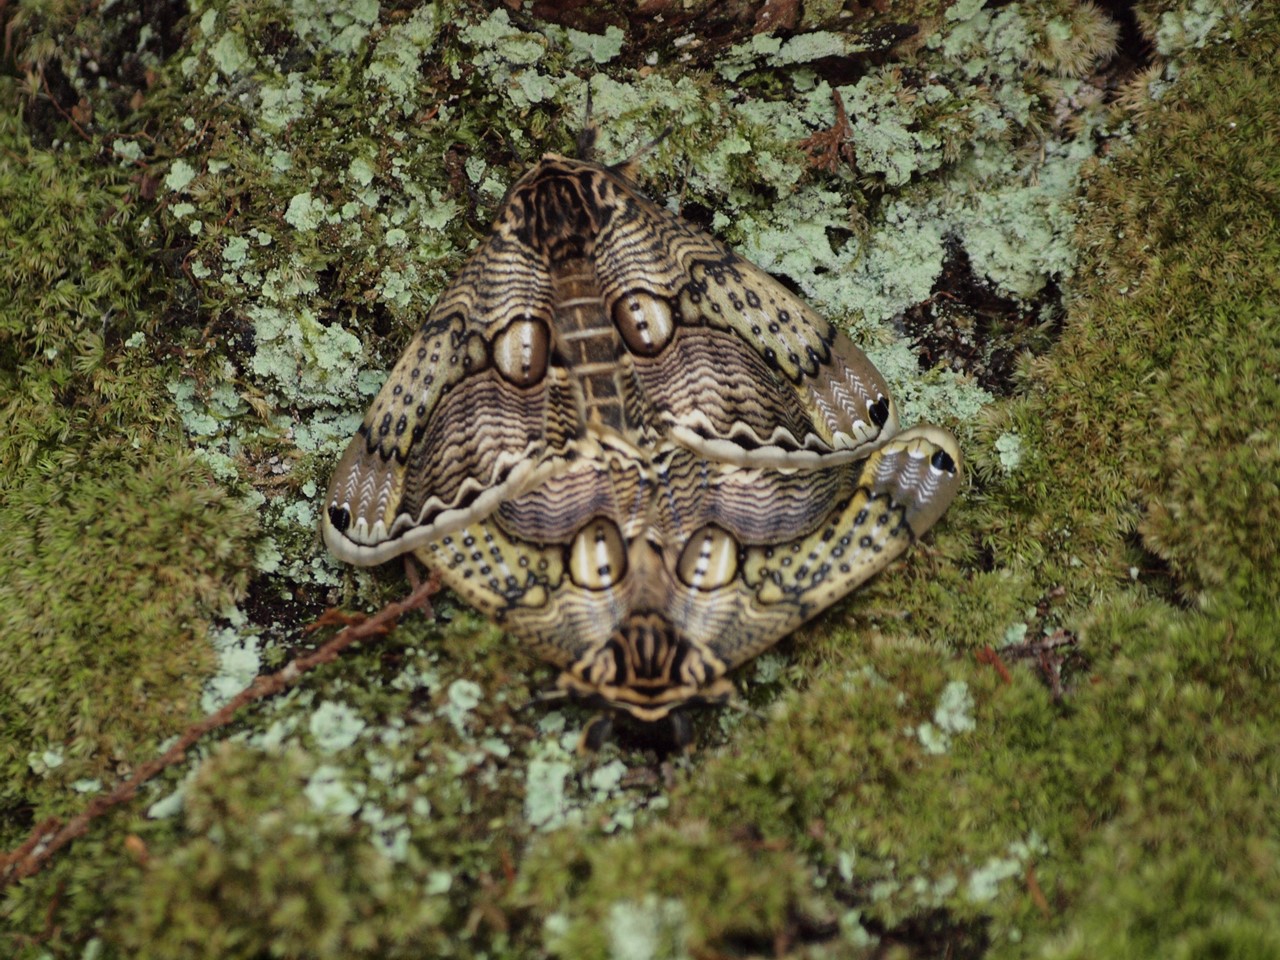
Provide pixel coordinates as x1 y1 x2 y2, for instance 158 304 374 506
1001 629 1078 702
798 88 856 174
976 644 1013 684
0 573 441 890
1025 862 1052 917
36 64 94 144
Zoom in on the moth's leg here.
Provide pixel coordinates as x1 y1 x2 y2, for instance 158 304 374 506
668 711 694 752
578 713 615 753
403 553 423 590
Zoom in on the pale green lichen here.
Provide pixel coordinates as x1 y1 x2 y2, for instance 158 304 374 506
247 304 363 407
283 191 330 231
439 678 483 736
1154 0 1231 56
916 721 952 756
221 234 250 266
916 680 972 757
841 77 947 186
388 649 442 695
938 3 1036 78
1003 621 1030 646
955 137 1094 299
304 763 364 816
27 747 64 776
164 158 197 192
934 680 976 735
209 30 253 76
966 834 1047 904
146 773 194 820
718 31 872 82
838 200 949 323
580 72 708 161
309 700 366 753
347 154 376 187
257 75 318 133
524 755 576 831
289 0 380 56
112 138 144 164
838 909 879 948
606 895 690 960
720 16 1090 419
517 712 668 834
169 377 239 437
202 621 263 712
565 24 626 65
588 759 628 795
459 8 547 72
366 5 440 111
868 339 992 432
995 431 1024 473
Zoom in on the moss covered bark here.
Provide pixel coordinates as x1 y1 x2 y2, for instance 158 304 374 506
2 0 1277 957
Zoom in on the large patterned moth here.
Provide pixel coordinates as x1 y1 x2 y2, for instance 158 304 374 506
322 131 962 746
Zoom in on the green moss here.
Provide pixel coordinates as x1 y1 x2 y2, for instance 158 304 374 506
1030 594 1280 958
976 5 1280 603
671 650 1045 933
114 744 456 959
0 95 260 824
0 114 159 461
0 445 258 813
513 825 812 958
666 591 1280 952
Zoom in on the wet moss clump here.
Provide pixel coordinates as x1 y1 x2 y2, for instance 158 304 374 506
0 104 260 822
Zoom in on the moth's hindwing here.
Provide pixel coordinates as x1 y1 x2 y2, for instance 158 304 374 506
415 427 962 720
721 424 963 666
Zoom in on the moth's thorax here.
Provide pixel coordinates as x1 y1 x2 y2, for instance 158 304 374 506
502 156 625 263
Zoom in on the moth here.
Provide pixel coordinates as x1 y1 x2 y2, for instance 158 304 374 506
323 136 962 746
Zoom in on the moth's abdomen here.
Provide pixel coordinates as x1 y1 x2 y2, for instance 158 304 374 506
549 256 634 434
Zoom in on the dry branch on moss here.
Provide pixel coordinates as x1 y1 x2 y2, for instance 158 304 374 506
0 574 440 891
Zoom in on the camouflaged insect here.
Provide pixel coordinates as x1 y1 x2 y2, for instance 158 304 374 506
323 136 962 746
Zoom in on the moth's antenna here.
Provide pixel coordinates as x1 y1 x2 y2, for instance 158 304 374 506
575 79 598 160
722 696 766 723
612 124 673 179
